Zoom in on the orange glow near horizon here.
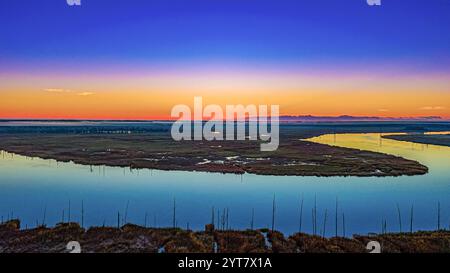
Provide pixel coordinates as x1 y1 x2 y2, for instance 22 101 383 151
1 70 450 120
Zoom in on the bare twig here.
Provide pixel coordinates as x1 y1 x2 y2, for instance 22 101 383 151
172 198 176 228
335 197 338 237
271 194 276 232
396 203 402 232
322 209 328 238
438 201 441 230
299 194 304 233
250 208 254 230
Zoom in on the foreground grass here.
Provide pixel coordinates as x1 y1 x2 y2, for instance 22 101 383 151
1 220 449 253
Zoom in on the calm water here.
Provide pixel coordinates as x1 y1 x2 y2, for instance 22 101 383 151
0 133 449 236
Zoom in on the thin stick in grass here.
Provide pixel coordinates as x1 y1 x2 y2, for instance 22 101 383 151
396 203 402 232
335 197 339 237
124 200 130 225
250 208 254 230
144 211 148 228
81 200 84 228
410 204 414 233
438 201 441 230
322 209 328 238
342 213 346 237
172 198 176 228
299 194 304 233
314 195 317 236
42 205 47 226
68 200 71 223
271 194 276 232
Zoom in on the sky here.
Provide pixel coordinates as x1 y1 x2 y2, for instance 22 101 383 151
1 0 450 119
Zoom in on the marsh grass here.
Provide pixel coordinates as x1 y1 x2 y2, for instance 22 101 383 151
1 195 447 238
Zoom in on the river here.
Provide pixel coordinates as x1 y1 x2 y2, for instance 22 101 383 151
0 132 448 236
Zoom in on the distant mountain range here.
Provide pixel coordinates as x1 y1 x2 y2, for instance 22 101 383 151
278 115 446 122
0 115 448 123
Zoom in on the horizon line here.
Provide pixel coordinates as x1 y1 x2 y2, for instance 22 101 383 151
0 115 449 122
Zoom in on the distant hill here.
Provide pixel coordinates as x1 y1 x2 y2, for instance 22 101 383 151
0 115 447 123
279 115 445 122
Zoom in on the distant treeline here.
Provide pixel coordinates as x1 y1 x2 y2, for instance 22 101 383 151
1 121 450 135
0 125 171 134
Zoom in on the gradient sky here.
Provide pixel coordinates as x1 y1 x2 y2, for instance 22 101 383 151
1 0 450 119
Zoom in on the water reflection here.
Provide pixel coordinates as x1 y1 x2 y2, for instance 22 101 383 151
0 132 449 236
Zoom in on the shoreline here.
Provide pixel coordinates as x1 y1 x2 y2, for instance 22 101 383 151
1 220 449 253
382 134 450 148
0 148 428 177
0 132 428 177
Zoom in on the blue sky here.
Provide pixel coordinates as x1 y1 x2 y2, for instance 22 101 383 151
1 0 449 70
1 0 450 119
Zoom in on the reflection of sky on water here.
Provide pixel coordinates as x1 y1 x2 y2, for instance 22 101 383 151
0 133 449 236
